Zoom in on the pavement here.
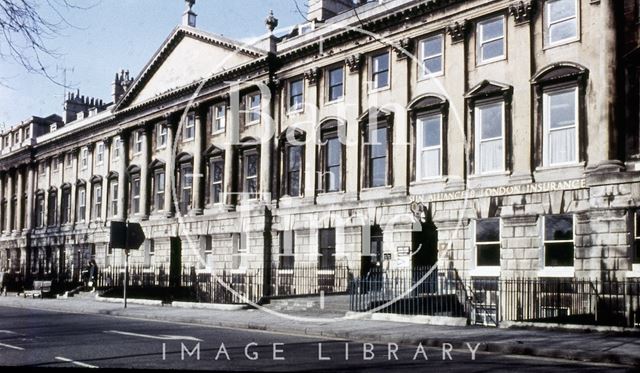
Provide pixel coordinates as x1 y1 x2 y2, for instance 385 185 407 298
0 305 629 371
0 294 639 368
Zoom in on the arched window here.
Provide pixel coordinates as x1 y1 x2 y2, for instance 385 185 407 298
60 184 71 224
35 190 45 228
408 95 448 181
237 138 260 201
205 145 224 206
127 166 141 216
279 128 305 198
149 160 166 213
317 119 346 193
107 172 119 218
465 80 513 175
47 188 57 226
531 62 588 167
359 108 393 188
90 176 103 220
176 153 193 214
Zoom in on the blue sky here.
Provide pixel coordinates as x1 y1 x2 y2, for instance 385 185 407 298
0 0 305 128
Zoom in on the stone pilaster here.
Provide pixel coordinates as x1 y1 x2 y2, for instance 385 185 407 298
117 133 129 221
192 109 204 215
140 126 150 219
25 166 34 230
6 171 13 232
16 167 24 231
164 116 175 217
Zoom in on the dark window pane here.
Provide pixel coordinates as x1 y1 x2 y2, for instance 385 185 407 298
288 171 300 197
288 146 301 171
247 154 258 176
477 243 500 266
370 158 386 187
545 242 574 267
326 137 341 167
213 161 224 182
545 215 573 241
476 218 500 242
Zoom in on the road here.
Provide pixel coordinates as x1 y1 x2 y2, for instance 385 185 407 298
0 306 632 371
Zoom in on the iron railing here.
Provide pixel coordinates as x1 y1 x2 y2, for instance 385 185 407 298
349 270 640 328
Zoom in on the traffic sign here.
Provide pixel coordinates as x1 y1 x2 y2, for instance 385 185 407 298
125 222 145 250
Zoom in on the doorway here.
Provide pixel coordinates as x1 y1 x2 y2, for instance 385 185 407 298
169 237 182 287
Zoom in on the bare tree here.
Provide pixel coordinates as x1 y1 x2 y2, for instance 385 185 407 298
0 0 89 86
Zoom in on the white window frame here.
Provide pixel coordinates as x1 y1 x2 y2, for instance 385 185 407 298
247 93 261 125
50 123 57 132
288 79 304 113
416 113 443 180
327 66 345 103
476 15 506 65
213 104 226 133
370 52 390 92
244 151 259 200
93 184 102 220
154 170 165 212
134 131 143 154
110 180 119 217
157 123 167 149
543 86 579 167
77 187 86 222
540 214 575 277
545 0 579 47
113 138 121 160
474 100 505 174
419 34 444 78
132 176 141 214
470 218 501 277
96 143 104 166
81 147 89 170
210 158 224 205
184 113 195 141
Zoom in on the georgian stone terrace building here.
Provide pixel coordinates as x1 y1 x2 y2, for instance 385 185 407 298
0 0 638 288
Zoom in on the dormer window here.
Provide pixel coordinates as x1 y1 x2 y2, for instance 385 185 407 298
50 124 57 132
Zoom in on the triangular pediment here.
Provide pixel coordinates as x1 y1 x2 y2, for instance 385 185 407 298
117 26 266 110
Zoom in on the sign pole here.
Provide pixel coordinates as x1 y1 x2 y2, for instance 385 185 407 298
124 248 129 309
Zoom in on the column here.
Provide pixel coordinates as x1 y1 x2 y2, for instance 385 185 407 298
164 117 175 217
139 126 150 219
85 144 94 223
391 44 409 195
6 170 14 232
16 166 24 231
101 138 111 221
224 98 237 208
0 172 4 234
117 132 129 221
25 166 34 230
192 108 204 215
260 84 274 203
596 0 617 166
69 149 78 224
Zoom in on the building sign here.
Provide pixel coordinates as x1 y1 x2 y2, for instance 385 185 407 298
397 246 410 256
413 179 586 203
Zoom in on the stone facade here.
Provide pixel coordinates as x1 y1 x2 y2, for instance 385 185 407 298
0 0 638 288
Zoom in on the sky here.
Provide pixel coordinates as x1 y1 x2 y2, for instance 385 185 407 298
0 0 306 128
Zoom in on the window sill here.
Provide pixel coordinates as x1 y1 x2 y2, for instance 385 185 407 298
468 170 510 179
245 121 260 127
476 55 506 67
543 37 580 51
469 267 500 277
156 145 167 151
368 86 390 95
286 109 304 116
211 129 225 136
325 98 345 106
535 162 584 172
410 176 446 185
418 72 444 81
538 267 574 278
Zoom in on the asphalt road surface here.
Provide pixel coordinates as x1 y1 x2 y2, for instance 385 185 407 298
0 306 632 372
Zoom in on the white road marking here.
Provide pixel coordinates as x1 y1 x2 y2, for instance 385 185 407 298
55 356 98 369
104 330 203 342
0 342 24 351
0 330 17 334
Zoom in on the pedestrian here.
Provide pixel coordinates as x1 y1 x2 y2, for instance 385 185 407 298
88 260 98 292
0 269 5 296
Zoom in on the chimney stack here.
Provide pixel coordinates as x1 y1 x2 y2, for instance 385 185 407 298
112 69 134 104
182 0 197 27
64 90 106 123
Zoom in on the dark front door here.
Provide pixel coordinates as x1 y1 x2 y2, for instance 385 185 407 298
169 237 182 287
361 225 384 277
